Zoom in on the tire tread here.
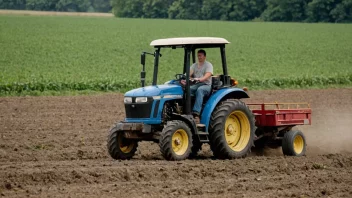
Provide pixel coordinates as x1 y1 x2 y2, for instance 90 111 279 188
208 100 256 159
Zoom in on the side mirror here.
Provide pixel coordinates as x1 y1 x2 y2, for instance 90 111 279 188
141 53 146 65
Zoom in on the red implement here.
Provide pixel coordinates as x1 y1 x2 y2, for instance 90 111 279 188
247 103 312 127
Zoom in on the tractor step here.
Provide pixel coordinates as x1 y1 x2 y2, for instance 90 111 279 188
197 131 208 135
196 124 209 143
196 131 209 143
196 123 206 128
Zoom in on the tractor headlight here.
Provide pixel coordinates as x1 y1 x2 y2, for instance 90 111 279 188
124 97 132 103
135 97 148 103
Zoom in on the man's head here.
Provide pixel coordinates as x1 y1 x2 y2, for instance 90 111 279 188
197 49 206 63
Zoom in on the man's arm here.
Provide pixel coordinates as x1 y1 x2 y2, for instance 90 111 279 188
190 70 194 78
189 64 194 78
197 72 212 82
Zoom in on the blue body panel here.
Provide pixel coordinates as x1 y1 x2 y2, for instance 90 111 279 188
124 84 184 124
124 84 183 97
124 98 180 124
124 118 162 124
200 88 249 132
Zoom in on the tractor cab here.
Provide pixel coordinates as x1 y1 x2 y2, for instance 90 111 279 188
108 37 255 161
136 37 247 117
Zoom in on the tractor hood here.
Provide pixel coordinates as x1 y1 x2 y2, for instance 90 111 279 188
124 84 183 97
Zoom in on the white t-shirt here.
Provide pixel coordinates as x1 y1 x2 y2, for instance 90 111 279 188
190 61 213 85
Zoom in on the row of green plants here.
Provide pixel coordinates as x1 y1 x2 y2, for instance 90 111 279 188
1 74 350 95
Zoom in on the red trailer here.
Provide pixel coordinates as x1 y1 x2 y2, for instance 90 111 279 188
247 103 312 156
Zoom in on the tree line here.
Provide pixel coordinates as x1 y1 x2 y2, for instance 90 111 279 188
112 0 352 23
1 0 351 23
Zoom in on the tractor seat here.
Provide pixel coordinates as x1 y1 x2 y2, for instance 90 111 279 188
190 76 222 98
190 76 222 97
199 76 223 104
211 76 223 90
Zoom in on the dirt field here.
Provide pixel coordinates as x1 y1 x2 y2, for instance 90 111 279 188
0 10 113 17
0 88 352 197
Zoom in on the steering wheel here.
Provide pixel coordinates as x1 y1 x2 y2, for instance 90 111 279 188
175 74 186 81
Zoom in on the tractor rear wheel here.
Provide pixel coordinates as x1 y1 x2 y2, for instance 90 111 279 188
282 130 306 156
159 120 193 161
209 100 255 159
107 126 138 160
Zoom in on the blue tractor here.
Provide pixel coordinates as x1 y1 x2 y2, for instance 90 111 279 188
107 37 256 161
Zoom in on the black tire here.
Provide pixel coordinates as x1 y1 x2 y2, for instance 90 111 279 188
282 130 306 156
159 120 193 161
209 100 256 159
107 126 138 160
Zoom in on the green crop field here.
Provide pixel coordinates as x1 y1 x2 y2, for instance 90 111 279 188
0 15 351 96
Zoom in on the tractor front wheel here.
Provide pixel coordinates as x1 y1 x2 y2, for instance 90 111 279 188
159 120 193 161
209 100 255 159
107 126 138 160
282 130 306 156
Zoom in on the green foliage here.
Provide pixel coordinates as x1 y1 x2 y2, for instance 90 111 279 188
261 0 309 22
0 79 140 94
200 0 267 21
55 0 91 12
1 75 351 95
168 0 203 20
142 0 170 18
242 74 352 89
330 0 352 22
90 0 111 12
109 0 352 23
305 0 352 22
307 0 338 22
201 0 229 20
26 0 59 11
228 0 267 21
1 0 352 23
112 0 144 18
0 15 351 96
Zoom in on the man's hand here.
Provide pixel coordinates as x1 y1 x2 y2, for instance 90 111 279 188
190 78 200 84
180 79 186 85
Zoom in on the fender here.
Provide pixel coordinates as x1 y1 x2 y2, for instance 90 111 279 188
171 113 197 135
200 88 249 132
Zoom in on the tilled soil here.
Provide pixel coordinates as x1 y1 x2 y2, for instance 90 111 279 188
0 10 113 17
1 88 352 197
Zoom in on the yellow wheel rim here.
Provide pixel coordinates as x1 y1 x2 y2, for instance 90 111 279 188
293 135 304 154
118 132 135 153
172 129 189 156
224 111 251 152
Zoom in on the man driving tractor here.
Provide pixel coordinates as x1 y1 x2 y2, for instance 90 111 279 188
181 49 213 124
107 37 310 161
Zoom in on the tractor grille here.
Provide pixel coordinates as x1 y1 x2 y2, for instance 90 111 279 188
125 98 154 118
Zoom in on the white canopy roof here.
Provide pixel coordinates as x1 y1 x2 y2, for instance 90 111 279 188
150 37 230 46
